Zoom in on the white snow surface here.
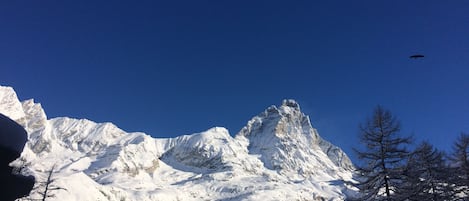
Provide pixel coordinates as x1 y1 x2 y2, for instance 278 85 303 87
0 86 25 120
1 86 358 201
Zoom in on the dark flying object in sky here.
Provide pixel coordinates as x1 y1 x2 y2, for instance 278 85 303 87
409 54 424 59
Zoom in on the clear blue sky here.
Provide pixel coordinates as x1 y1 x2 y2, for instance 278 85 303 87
2 1 468 163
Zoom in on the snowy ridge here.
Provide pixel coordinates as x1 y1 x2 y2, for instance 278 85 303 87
0 86 25 120
237 99 354 178
1 85 358 201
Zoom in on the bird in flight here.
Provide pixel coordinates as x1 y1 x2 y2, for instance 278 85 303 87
409 54 424 59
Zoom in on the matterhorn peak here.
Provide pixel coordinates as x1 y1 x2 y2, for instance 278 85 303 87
236 100 354 176
238 99 313 140
281 99 300 110
262 99 301 118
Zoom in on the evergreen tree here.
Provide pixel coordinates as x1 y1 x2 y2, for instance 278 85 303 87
451 132 469 198
31 164 66 201
354 105 412 201
398 141 454 200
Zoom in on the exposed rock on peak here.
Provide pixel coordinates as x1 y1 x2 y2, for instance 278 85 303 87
237 100 353 174
0 86 26 120
281 99 300 109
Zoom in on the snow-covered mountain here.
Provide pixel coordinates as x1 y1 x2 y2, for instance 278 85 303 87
0 85 358 201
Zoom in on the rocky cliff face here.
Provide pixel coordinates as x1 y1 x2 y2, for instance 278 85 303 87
237 99 354 177
0 85 357 201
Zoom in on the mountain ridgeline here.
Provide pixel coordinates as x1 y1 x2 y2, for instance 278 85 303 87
0 85 357 201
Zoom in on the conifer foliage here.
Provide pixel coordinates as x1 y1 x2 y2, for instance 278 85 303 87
398 141 454 200
31 164 67 201
354 105 412 200
451 133 469 198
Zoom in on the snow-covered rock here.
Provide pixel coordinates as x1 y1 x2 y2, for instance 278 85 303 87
0 86 25 120
0 85 357 201
237 99 354 178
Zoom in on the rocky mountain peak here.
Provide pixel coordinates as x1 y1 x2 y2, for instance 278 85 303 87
281 99 300 110
236 100 354 176
0 86 26 120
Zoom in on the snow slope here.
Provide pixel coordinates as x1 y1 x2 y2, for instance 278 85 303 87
0 85 358 201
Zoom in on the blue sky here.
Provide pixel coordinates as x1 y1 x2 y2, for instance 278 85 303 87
2 1 468 162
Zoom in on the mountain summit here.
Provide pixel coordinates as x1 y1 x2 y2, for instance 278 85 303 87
237 99 353 175
1 85 357 201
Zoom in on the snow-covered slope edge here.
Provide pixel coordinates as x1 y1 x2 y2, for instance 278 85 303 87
0 85 358 201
